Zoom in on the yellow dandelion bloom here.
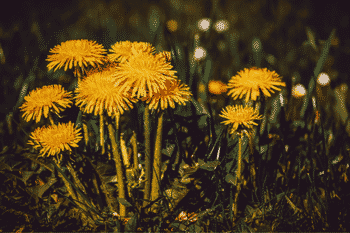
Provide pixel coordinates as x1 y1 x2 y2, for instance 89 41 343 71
114 47 177 99
108 41 155 63
84 59 119 77
28 121 82 158
46 39 107 76
220 105 262 134
143 79 192 110
208 80 227 95
19 84 73 123
156 51 172 62
227 67 286 102
74 65 137 117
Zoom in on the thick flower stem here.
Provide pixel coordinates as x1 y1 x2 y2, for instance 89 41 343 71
143 106 152 208
100 113 105 155
251 101 261 139
131 130 139 170
107 121 127 217
83 121 89 147
234 134 243 217
151 111 164 209
250 156 257 191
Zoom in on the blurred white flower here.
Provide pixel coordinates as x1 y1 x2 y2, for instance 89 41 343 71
194 47 207 60
198 18 211 32
292 84 306 98
214 20 229 33
317 73 330 86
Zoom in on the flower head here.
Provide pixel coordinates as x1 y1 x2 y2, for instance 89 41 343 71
143 79 192 110
19 84 73 123
220 105 262 135
74 65 137 118
108 41 155 63
28 121 82 158
114 47 177 99
208 80 227 95
227 67 286 102
46 39 107 77
156 51 172 62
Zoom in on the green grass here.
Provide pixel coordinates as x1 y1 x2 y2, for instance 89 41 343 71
0 1 349 232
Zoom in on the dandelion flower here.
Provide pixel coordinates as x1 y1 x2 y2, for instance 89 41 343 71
74 65 137 118
227 67 286 102
46 39 107 77
84 59 119 77
143 79 192 110
220 105 262 214
156 51 172 62
19 84 73 123
114 47 177 99
208 80 227 95
108 41 155 63
220 105 262 135
28 121 82 158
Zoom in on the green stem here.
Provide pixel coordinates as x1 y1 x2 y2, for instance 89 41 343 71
234 133 243 217
100 113 105 155
131 130 139 170
237 134 242 182
107 119 127 217
83 120 89 147
143 106 152 208
151 111 164 209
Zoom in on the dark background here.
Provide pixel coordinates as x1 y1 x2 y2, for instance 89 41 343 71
0 0 349 119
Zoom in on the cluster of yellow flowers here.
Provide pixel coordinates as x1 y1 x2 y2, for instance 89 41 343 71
19 38 287 221
20 39 193 159
208 67 286 137
20 38 287 157
214 66 285 218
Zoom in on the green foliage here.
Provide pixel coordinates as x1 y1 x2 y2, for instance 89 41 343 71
1 1 349 232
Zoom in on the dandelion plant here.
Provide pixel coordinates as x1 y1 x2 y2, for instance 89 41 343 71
112 43 178 208
27 121 99 226
74 64 137 217
142 78 192 211
220 104 262 218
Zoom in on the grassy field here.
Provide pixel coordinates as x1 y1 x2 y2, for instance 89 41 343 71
0 0 349 232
